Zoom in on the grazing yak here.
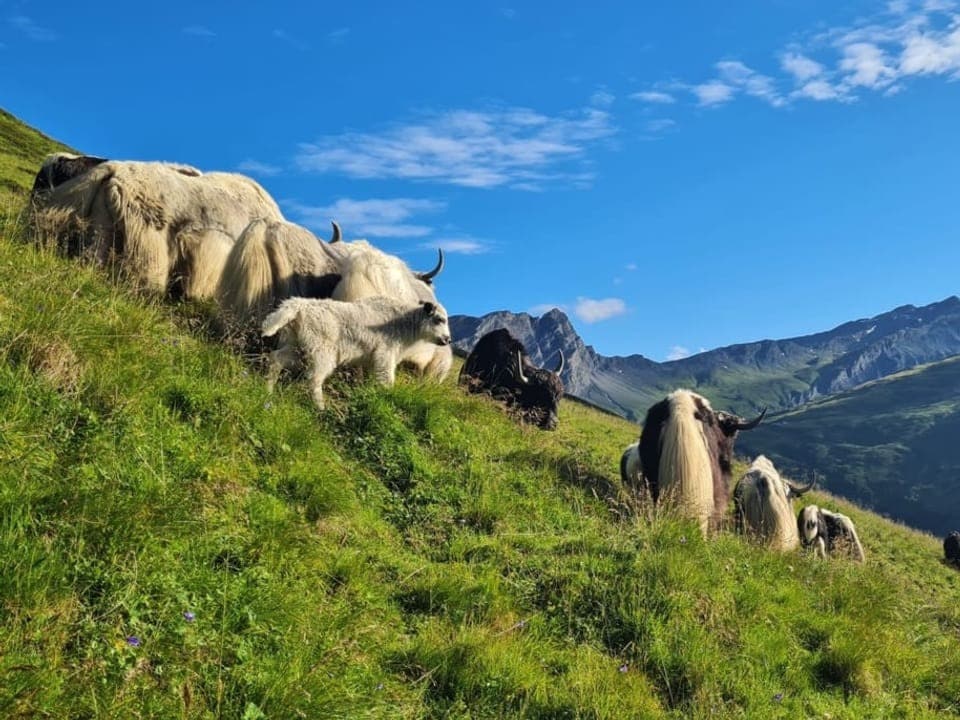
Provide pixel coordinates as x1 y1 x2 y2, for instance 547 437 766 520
638 389 766 535
216 219 347 325
458 328 565 430
943 531 960 567
733 455 813 551
30 153 282 297
261 296 452 409
797 505 865 562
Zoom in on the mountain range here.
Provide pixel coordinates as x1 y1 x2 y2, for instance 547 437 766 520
451 299 960 533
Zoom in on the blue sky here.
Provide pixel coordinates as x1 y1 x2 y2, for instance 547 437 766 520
3 1 960 360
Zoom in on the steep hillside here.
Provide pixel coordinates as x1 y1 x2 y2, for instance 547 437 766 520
0 109 69 201
452 299 960 420
1 110 960 718
741 356 960 536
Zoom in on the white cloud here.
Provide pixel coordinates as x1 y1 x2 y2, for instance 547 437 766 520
528 303 565 316
573 297 627 323
645 118 676 133
426 238 491 255
237 159 282 176
182 25 216 38
273 28 308 51
288 197 445 238
630 90 676 104
693 81 736 106
9 16 57 41
625 262 637 271
295 106 616 190
501 8 517 19
327 27 349 43
666 345 691 361
781 52 825 81
638 3 960 112
590 90 616 107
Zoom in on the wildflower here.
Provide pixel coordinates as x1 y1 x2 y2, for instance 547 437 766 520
679 535 687 544
517 619 527 629
183 611 195 622
773 692 783 703
618 663 629 673
375 683 384 691
126 635 141 647
264 401 272 410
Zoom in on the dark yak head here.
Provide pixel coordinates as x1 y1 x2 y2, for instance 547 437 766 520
459 328 564 430
639 389 765 515
32 153 108 194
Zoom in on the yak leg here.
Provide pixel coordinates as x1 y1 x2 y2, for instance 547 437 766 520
307 355 337 409
266 340 301 393
370 353 397 387
814 536 827 559
177 228 233 301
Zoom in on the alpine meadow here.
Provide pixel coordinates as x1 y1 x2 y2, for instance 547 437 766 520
2 104 960 720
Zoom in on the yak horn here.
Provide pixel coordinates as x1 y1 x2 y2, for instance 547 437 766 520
733 407 767 431
417 248 444 282
329 221 342 243
516 350 530 384
553 349 564 376
786 475 816 497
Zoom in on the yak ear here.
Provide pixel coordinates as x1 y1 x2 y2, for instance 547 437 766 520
421 301 437 316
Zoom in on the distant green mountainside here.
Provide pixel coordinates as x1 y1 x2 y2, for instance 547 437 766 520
740 355 960 535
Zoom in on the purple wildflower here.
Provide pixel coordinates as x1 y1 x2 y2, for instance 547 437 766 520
375 683 384 691
773 692 784 703
618 663 629 673
126 635 141 647
183 611 195 622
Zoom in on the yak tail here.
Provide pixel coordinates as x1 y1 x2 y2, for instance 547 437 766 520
176 227 234 301
261 298 309 338
659 390 714 535
217 219 291 324
105 178 170 294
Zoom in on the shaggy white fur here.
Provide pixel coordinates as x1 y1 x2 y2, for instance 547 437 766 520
659 389 715 535
735 455 800 552
261 296 452 409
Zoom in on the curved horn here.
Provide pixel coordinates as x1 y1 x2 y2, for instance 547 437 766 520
553 349 564 376
329 221 342 243
785 474 816 497
516 350 530 384
417 248 444 283
733 407 767 431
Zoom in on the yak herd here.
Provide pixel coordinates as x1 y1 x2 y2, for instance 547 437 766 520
26 153 959 567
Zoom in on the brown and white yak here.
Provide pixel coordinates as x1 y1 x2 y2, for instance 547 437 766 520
733 455 813 551
638 389 765 535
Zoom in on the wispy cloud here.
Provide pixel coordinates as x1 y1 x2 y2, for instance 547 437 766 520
590 90 616 107
630 90 676 104
295 106 616 190
9 15 57 42
666 345 691 361
327 27 349 44
501 8 517 19
644 1 960 112
287 197 445 239
237 159 282 177
644 118 676 133
573 297 627 323
273 28 308 51
625 262 638 271
424 238 491 255
182 25 216 38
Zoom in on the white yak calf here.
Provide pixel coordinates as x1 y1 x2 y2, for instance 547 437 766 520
261 296 452 408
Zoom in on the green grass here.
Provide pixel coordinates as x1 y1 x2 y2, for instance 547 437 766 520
2 110 960 718
0 109 70 202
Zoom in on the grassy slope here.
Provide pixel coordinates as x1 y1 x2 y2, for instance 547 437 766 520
742 356 960 535
2 109 960 718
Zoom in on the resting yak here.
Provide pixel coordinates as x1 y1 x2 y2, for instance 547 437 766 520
733 455 813 551
797 505 865 562
943 531 960 568
638 389 765 535
459 328 564 430
30 152 282 298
